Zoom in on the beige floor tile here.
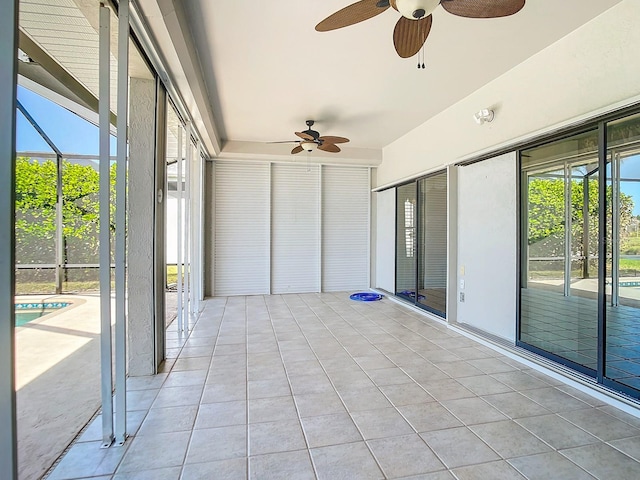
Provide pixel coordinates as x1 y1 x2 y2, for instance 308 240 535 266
162 370 208 388
152 385 203 408
561 408 640 442
311 442 384 480
117 431 190 473
610 436 640 462
249 419 307 456
516 413 600 449
248 395 297 424
456 375 513 396
520 386 592 413
339 386 393 412
294 391 347 417
562 443 640 479
201 381 246 403
47 440 129 480
466 357 519 374
367 367 414 386
481 391 551 419
508 452 596 480
185 425 247 464
470 420 551 458
137 405 198 435
301 413 362 448
194 400 246 429
249 450 315 480
248 378 292 399
421 427 499 469
182 458 247 480
112 466 181 480
352 407 414 440
421 379 475 401
490 371 552 391
379 383 435 406
441 397 508 425
452 460 527 480
367 434 445 477
398 402 463 432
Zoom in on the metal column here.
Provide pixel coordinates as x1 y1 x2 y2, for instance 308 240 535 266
115 0 129 445
564 163 572 297
611 152 621 307
176 124 184 333
184 124 192 325
98 3 114 447
0 1 18 477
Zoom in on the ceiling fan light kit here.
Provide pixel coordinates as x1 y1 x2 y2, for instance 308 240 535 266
393 0 439 19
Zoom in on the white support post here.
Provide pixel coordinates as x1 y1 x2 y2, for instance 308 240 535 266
176 124 184 333
115 0 129 445
98 3 114 448
0 1 18 477
184 125 192 327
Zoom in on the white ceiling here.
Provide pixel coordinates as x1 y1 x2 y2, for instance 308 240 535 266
178 0 622 158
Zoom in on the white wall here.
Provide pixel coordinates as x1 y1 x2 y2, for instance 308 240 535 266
457 153 517 341
375 188 395 293
378 1 640 188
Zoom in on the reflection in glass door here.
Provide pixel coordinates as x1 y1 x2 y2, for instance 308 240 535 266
520 129 600 374
395 172 448 318
605 113 640 393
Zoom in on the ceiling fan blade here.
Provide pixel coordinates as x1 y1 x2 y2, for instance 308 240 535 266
295 131 314 141
319 143 341 153
441 0 525 18
319 136 350 144
393 14 432 58
316 0 390 32
268 140 299 144
291 145 304 154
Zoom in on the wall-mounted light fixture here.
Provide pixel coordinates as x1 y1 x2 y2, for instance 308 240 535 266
473 108 494 125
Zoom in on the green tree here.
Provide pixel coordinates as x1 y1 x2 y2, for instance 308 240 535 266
15 156 117 266
527 176 634 260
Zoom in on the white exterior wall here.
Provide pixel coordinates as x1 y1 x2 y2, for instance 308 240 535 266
127 77 157 375
457 153 517 341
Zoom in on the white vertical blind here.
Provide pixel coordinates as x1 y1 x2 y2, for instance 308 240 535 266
214 161 270 295
271 164 320 293
322 166 370 292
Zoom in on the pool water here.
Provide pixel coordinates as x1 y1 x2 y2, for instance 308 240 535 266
15 302 70 327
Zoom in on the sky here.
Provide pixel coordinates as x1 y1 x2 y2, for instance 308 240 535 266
16 85 116 156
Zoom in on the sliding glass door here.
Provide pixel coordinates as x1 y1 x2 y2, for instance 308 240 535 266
605 113 640 393
520 112 640 397
396 171 448 318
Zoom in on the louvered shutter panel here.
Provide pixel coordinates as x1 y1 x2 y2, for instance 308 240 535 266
214 162 270 295
322 166 370 291
271 164 320 293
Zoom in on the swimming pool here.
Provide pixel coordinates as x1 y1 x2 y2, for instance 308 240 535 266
15 302 70 327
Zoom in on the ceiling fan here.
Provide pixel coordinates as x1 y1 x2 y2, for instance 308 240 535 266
316 0 526 62
273 120 350 154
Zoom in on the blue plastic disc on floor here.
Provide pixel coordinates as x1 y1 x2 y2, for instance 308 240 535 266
350 292 383 302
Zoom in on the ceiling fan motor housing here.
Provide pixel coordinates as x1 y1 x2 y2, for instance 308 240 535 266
392 0 440 19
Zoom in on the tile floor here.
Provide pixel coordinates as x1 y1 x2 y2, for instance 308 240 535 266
47 293 640 479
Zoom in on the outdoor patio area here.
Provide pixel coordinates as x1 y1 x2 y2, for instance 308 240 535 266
45 293 640 479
